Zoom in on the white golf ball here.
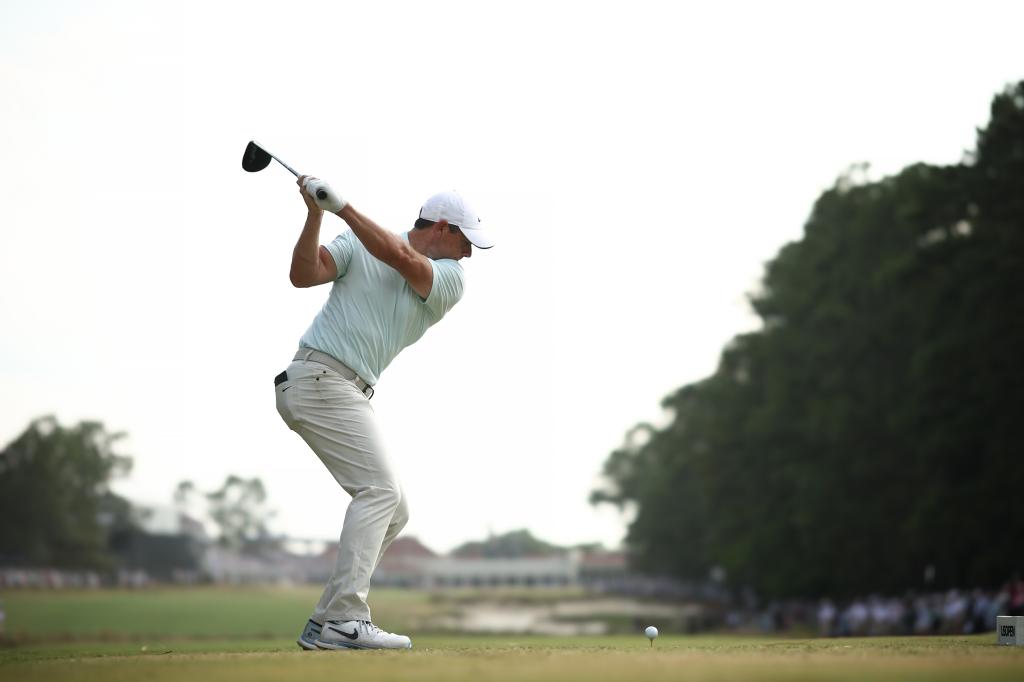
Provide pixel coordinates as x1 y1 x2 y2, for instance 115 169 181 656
645 625 659 640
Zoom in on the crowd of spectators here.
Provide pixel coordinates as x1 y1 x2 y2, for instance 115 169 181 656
814 587 1018 636
728 577 1024 636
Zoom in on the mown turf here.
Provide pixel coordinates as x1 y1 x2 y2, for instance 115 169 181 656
2 635 1023 682
1 588 1022 681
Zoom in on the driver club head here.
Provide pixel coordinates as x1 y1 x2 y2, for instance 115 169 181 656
242 140 273 172
241 140 326 200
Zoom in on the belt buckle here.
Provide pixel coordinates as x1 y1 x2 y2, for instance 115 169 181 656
364 385 374 400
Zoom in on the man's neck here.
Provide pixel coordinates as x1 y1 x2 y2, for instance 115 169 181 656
408 229 430 257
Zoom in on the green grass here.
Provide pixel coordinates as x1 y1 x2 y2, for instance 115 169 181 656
0 586 429 639
1 588 1022 681
3 635 1023 682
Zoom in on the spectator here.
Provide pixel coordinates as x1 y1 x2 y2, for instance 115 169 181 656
966 589 991 634
912 597 933 635
941 590 967 634
1006 573 1024 617
817 599 836 637
868 596 888 636
843 600 869 637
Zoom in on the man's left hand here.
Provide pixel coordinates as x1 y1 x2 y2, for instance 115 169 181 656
302 176 347 213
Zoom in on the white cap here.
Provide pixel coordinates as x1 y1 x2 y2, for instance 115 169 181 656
419 190 494 249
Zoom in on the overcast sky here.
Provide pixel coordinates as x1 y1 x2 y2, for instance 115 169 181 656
1 0 1020 553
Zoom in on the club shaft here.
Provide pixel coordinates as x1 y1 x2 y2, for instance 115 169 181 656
269 150 323 199
272 154 301 177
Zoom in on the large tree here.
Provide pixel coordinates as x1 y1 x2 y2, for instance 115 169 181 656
0 416 134 568
594 82 1024 598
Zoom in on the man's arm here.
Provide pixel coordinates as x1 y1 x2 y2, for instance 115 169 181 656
294 174 433 297
334 203 434 299
289 183 338 288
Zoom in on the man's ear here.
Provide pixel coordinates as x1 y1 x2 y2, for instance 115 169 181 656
435 219 449 234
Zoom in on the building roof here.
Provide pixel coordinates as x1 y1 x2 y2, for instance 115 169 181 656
321 535 438 564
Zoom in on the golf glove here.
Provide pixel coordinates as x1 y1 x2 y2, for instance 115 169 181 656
303 178 347 213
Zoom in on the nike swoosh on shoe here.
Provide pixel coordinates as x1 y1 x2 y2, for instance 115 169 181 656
327 624 359 640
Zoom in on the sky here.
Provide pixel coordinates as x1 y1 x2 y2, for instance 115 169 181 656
1 0 1021 554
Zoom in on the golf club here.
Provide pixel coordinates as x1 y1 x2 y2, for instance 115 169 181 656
242 140 327 200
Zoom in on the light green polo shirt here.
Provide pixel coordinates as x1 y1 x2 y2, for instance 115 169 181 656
298 231 464 386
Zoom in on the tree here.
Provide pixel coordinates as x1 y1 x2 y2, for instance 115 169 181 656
0 416 134 569
593 81 1024 598
174 476 276 551
451 529 563 558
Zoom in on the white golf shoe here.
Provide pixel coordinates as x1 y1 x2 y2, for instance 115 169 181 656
315 619 413 650
297 618 322 650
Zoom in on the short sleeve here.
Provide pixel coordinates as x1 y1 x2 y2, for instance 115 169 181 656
324 231 357 279
424 259 465 317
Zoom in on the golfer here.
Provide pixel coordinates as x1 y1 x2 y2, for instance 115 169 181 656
275 176 494 650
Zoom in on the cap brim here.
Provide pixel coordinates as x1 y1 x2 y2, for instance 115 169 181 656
462 227 495 249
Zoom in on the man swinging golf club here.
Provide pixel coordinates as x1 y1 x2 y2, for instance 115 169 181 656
275 175 494 650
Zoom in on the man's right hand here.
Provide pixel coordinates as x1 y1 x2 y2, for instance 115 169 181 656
290 181 339 288
298 176 322 214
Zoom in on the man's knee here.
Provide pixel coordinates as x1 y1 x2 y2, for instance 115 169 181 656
351 484 407 529
361 484 402 514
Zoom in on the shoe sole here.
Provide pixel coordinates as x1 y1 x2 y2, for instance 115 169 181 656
314 639 412 650
297 637 320 651
315 639 366 650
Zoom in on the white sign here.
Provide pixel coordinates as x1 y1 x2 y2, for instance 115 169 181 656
997 615 1024 646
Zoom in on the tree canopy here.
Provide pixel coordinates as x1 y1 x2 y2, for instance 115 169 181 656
174 475 276 551
0 416 134 568
593 82 1024 598
452 529 564 558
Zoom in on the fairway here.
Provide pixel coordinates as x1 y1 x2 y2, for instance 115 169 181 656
3 634 1024 682
1 588 1022 681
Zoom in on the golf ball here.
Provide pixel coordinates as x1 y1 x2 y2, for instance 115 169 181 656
645 625 659 640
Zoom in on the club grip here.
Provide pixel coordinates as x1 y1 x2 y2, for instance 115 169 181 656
316 190 327 200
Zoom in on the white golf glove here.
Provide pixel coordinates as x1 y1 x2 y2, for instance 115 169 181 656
303 177 347 213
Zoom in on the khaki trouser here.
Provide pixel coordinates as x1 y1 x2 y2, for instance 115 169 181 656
275 358 408 623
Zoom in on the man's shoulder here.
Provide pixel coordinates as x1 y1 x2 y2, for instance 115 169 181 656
431 258 466 286
330 229 358 244
432 257 465 274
